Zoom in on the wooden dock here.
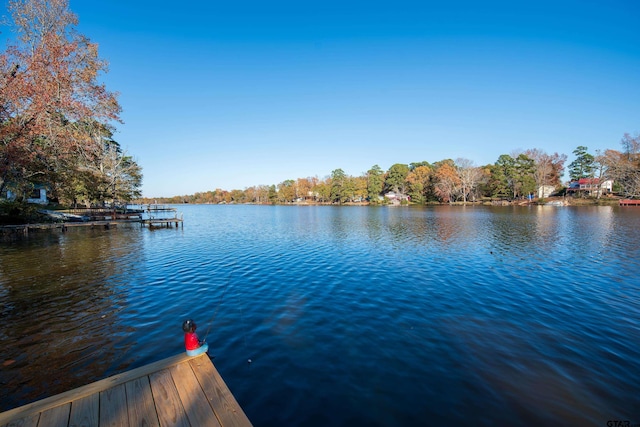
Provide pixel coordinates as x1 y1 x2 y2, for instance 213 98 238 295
619 199 640 206
0 205 184 235
0 220 140 236
141 216 183 228
0 353 252 427
141 205 183 228
0 216 183 235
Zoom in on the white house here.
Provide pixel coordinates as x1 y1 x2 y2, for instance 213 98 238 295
6 185 48 204
537 185 556 199
567 178 614 197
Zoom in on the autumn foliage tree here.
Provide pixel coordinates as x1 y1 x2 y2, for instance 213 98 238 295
277 179 296 203
406 164 431 204
600 134 640 198
0 0 135 205
296 177 315 201
433 160 460 203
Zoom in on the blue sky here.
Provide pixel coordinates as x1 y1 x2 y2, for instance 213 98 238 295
4 1 640 197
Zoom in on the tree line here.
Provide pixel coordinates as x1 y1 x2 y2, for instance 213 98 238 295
0 0 142 209
143 139 640 205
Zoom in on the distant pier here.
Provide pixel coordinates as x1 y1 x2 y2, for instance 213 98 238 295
140 204 183 228
619 199 640 206
0 204 183 236
141 217 183 228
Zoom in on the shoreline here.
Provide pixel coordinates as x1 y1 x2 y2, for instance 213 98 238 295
171 196 623 207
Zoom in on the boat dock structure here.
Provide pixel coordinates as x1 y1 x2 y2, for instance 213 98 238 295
0 353 252 427
140 205 184 228
619 199 640 206
0 205 183 236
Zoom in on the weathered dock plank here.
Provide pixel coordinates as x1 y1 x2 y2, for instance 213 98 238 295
5 413 40 427
125 377 159 427
148 369 190 427
99 384 127 427
68 393 99 427
39 403 70 427
189 357 250 427
170 361 222 427
0 354 251 427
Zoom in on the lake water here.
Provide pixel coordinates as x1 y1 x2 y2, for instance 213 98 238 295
1 204 639 426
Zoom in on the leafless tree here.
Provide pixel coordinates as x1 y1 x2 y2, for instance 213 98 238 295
455 158 482 203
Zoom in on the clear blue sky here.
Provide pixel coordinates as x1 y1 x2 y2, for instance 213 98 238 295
5 1 640 197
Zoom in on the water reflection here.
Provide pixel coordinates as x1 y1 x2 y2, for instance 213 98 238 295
0 227 144 409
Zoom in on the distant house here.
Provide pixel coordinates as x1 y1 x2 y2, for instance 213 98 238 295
567 178 613 197
5 184 48 204
382 191 410 205
537 185 556 199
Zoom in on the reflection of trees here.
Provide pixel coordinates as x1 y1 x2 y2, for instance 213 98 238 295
432 207 462 244
485 207 539 254
0 228 143 411
362 207 464 250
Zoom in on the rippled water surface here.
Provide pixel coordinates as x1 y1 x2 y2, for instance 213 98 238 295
1 205 639 426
